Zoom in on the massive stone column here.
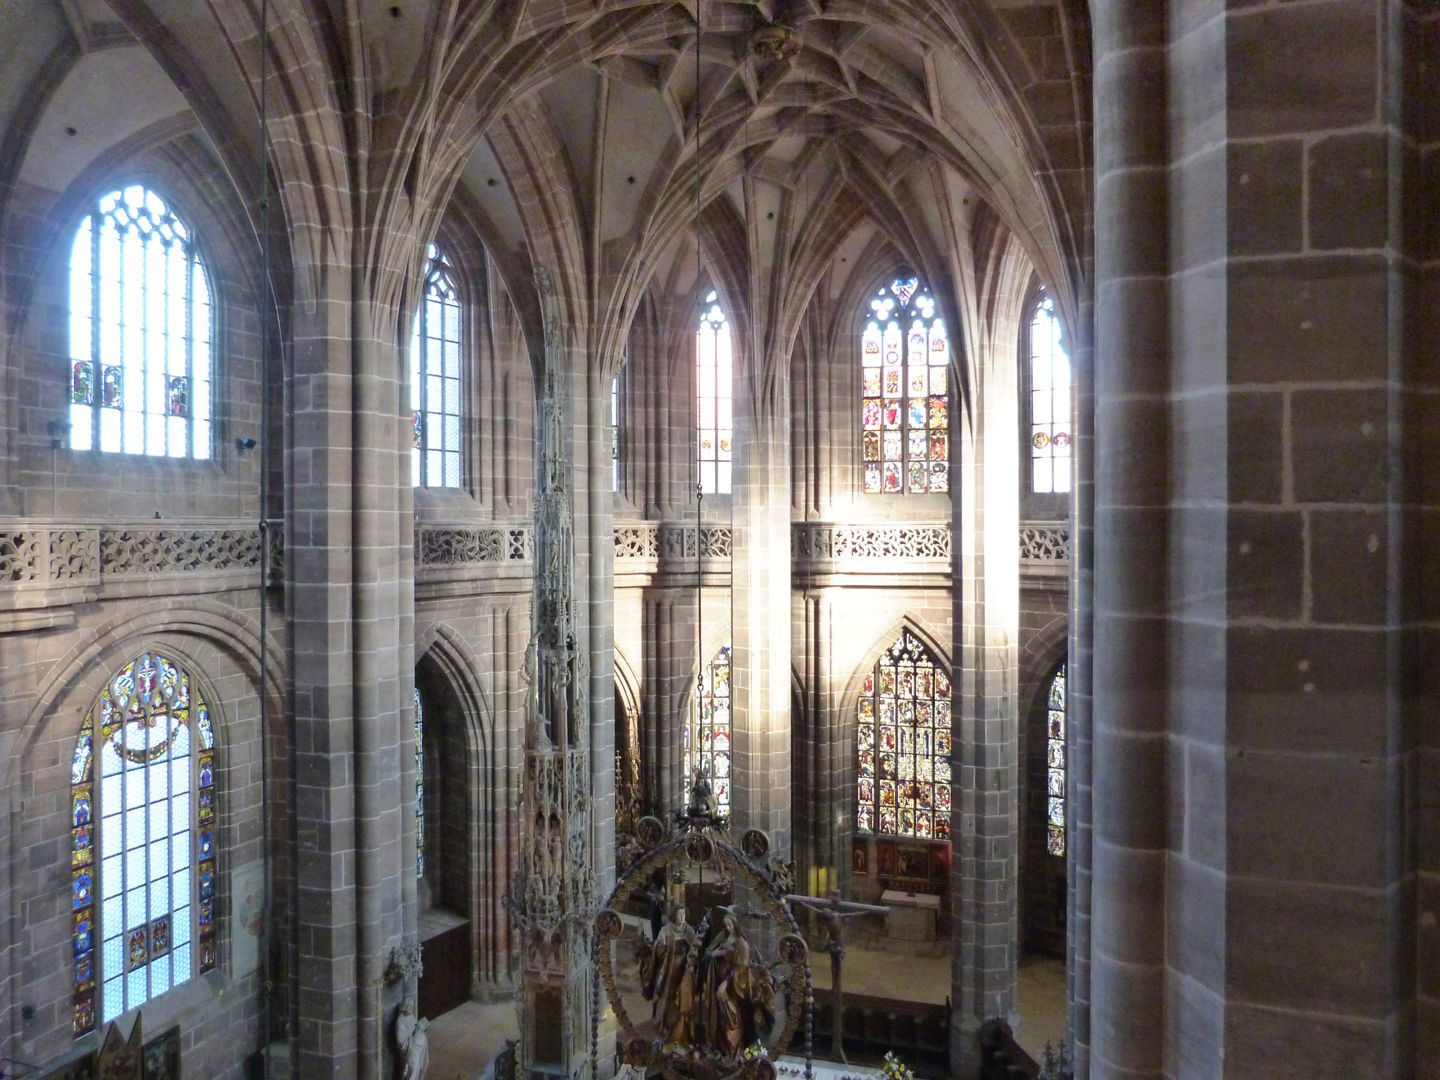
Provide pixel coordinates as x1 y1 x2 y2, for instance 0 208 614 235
731 376 793 854
949 293 1023 1074
288 277 412 1079
1087 5 1170 1077
1084 3 1427 1075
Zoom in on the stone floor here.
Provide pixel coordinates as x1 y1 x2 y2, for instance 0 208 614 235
427 950 1066 1079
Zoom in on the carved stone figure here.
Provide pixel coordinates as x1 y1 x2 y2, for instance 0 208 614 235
394 998 430 1080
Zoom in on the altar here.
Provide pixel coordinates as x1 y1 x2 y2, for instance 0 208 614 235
879 889 940 944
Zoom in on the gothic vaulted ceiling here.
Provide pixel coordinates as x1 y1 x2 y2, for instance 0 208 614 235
1 1 1091 368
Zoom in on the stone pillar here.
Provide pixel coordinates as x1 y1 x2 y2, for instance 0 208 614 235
731 381 793 853
1082 2 1426 1075
641 585 698 819
587 364 617 901
288 279 410 1079
1418 8 1440 1066
1088 5 1170 1078
949 294 1023 1074
793 588 837 894
1065 297 1094 1075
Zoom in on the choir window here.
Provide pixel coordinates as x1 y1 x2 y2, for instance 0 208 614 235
861 277 950 494
856 630 952 840
683 644 732 815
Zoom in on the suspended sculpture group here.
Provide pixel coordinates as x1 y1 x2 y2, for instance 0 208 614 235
639 903 778 1058
595 785 813 1080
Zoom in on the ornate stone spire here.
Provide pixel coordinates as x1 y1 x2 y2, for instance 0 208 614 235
513 267 594 1077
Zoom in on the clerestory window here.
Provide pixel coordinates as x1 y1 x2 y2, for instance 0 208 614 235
69 186 213 458
860 277 950 495
410 243 463 488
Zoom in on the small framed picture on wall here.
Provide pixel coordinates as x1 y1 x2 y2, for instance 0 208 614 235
852 837 869 876
141 1026 180 1080
877 840 897 876
896 843 928 881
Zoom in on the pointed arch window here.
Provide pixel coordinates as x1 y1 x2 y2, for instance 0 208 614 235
70 650 218 1036
413 687 426 878
410 243 463 488
856 630 952 840
683 644 731 815
615 671 642 835
696 291 732 495
1029 290 1071 494
1045 663 1066 856
69 185 213 457
611 374 621 493
861 277 949 494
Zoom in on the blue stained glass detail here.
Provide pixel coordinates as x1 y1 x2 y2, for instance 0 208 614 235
73 648 214 1035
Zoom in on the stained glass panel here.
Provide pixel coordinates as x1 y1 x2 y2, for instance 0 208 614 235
683 645 732 814
414 687 425 878
697 291 732 495
411 244 463 488
860 277 950 494
69 188 210 458
1046 663 1066 856
1029 291 1071 494
71 650 213 1036
855 630 952 842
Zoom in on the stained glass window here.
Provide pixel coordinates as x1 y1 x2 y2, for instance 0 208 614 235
1046 663 1066 856
696 291 732 495
71 650 217 1037
69 186 212 457
861 277 950 494
855 630 952 840
682 644 731 815
1029 291 1071 494
414 687 425 878
410 243 462 488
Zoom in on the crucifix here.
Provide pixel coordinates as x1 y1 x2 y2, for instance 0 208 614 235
786 892 889 1063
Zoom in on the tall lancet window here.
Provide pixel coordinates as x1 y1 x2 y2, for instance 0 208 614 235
683 644 732 815
611 374 621 493
1046 663 1067 856
70 650 218 1036
1029 290 1071 494
856 630 952 840
69 185 213 457
861 276 950 494
696 291 732 495
410 243 463 488
413 687 426 878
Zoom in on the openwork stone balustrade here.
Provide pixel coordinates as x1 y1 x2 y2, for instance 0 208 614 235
0 518 1067 599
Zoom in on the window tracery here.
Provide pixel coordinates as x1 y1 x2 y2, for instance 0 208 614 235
1029 290 1071 494
71 650 217 1035
856 629 952 840
861 277 950 494
69 186 212 458
696 291 732 495
410 243 463 488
